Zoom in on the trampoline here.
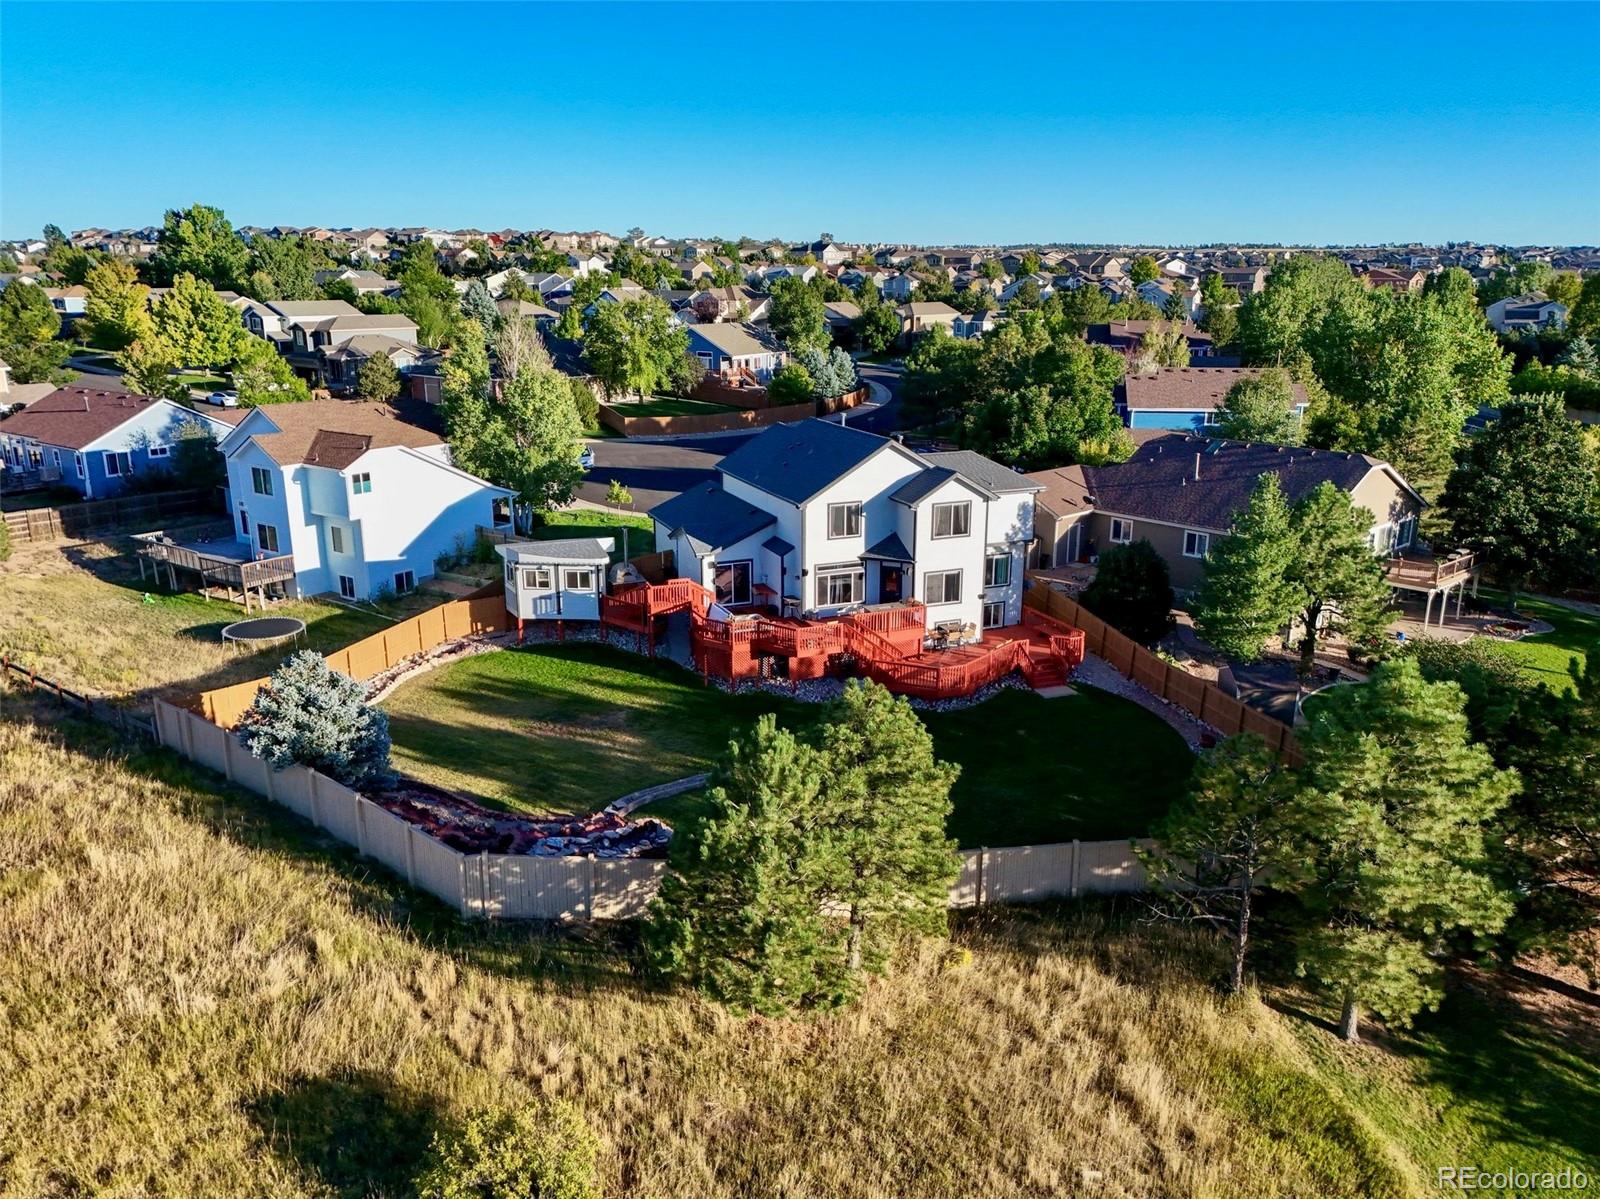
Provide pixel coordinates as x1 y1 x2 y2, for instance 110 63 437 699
221 616 307 653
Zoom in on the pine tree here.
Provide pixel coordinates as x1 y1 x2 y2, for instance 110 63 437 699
811 681 961 978
1289 482 1391 673
1080 538 1176 646
461 278 500 333
1290 659 1516 1041
1194 474 1303 660
236 651 393 788
643 715 848 1015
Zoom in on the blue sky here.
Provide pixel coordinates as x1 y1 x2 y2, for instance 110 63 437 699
3 1 1597 245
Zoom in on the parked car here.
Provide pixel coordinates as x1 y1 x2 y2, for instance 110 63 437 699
578 446 596 468
204 390 240 408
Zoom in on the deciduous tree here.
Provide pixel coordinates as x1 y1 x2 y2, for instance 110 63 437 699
151 203 249 289
82 259 152 350
581 297 689 399
1287 482 1391 673
767 276 827 350
766 362 814 407
1128 255 1160 285
1214 368 1300 444
152 273 247 369
356 351 400 403
1080 539 1176 645
232 336 311 406
0 278 69 382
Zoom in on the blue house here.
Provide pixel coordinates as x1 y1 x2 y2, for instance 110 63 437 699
684 322 786 382
0 384 241 499
1120 366 1309 432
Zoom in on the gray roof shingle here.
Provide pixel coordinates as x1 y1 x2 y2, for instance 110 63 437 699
649 480 775 551
715 419 890 504
921 449 1043 494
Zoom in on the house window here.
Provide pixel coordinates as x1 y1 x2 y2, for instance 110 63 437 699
815 565 864 607
394 570 416 594
74 452 84 478
828 502 862 539
351 472 372 495
339 575 356 599
563 567 595 591
523 566 552 589
256 523 279 554
147 445 169 459
1397 516 1417 549
251 466 273 496
492 497 512 527
713 560 752 606
925 569 963 605
330 526 344 554
1182 531 1210 559
52 449 61 470
1110 518 1134 544
983 601 1006 629
984 552 1012 588
931 501 971 539
103 451 130 476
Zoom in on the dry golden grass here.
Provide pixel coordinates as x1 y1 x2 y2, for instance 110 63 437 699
0 699 1457 1199
0 535 427 705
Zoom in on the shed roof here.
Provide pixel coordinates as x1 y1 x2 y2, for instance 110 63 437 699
497 537 614 564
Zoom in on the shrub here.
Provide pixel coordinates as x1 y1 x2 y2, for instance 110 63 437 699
1082 539 1176 646
0 517 9 562
568 378 598 429
767 363 814 407
414 1101 600 1199
235 651 392 787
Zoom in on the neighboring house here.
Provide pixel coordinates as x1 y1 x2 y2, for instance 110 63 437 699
1208 266 1267 299
42 286 88 316
1121 366 1310 431
1087 320 1217 362
217 400 514 601
0 384 239 499
497 537 614 623
686 286 767 324
231 296 291 348
684 323 787 381
567 253 607 277
270 300 420 385
898 301 960 340
882 272 919 301
313 268 392 295
1485 292 1568 333
1362 266 1428 294
648 419 1038 633
823 300 861 339
0 356 56 413
322 336 436 394
952 310 1000 340
1028 433 1423 589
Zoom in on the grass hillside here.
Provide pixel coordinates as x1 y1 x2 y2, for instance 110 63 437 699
4 699 1594 1198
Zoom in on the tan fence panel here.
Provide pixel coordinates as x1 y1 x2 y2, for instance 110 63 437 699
410 830 468 913
984 841 1078 903
312 774 363 846
948 851 983 908
593 859 667 919
224 735 272 796
494 855 590 920
189 717 230 776
1076 839 1149 894
154 700 189 751
358 799 413 882
272 763 316 821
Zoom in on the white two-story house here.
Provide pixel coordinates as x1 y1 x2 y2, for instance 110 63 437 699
218 400 514 601
647 419 1039 633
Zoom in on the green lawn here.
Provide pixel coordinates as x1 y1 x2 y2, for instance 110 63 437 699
1476 589 1600 693
531 509 653 564
176 372 229 392
611 396 740 417
382 644 1195 846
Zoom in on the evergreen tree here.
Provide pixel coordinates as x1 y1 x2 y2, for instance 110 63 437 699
1288 483 1391 673
152 272 247 369
1442 396 1600 605
168 417 226 491
643 716 848 1015
811 681 961 977
1144 734 1298 994
357 351 401 402
236 651 393 788
1080 539 1176 645
499 270 534 303
1194 474 1303 660
82 259 152 350
1291 659 1516 1041
1557 336 1598 377
461 278 500 332
0 279 69 383
1214 368 1300 445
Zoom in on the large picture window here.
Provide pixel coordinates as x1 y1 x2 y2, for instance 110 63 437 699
815 566 864 607
828 502 862 538
925 569 962 605
932 501 971 539
713 560 752 606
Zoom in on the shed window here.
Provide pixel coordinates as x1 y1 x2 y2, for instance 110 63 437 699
563 567 595 591
523 566 552 589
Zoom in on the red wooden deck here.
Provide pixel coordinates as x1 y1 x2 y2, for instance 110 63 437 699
598 580 1085 699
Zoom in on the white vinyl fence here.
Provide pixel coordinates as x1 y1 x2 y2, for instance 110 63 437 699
155 701 1153 921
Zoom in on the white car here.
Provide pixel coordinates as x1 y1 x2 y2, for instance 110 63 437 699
578 446 596 468
204 390 240 408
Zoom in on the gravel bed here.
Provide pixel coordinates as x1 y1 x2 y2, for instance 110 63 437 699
1073 654 1217 752
364 631 518 704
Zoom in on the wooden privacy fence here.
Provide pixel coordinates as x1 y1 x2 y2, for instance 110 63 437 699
1 489 215 545
1024 578 1304 764
153 698 1156 921
196 589 510 727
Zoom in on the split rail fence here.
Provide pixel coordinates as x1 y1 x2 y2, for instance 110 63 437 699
153 698 1155 921
1024 577 1304 764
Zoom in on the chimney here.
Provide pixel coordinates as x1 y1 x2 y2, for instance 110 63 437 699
1194 452 1201 481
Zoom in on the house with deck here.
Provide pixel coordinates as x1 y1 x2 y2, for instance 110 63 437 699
0 384 240 499
216 400 514 601
684 323 786 381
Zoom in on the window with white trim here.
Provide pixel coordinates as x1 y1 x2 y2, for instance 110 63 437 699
52 449 61 470
713 560 752 605
1182 530 1210 559
1109 517 1133 544
984 552 1012 588
339 575 356 599
351 472 372 495
1397 515 1417 549
523 566 552 589
251 466 273 496
394 570 416 594
815 565 864 607
931 500 971 538
925 569 963 605
146 444 169 459
256 523 279 554
330 526 345 554
563 567 595 591
505 559 516 585
74 452 85 478
827 502 862 538
983 600 1006 629
103 451 130 476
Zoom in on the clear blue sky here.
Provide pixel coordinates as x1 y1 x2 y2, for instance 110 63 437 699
3 1 1597 245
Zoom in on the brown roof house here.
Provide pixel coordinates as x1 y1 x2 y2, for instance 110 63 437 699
1027 432 1424 590
216 400 514 601
1121 366 1310 433
0 384 238 499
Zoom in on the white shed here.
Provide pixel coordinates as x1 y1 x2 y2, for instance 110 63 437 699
498 537 615 623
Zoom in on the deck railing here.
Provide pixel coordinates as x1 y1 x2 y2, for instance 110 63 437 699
1384 549 1477 589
